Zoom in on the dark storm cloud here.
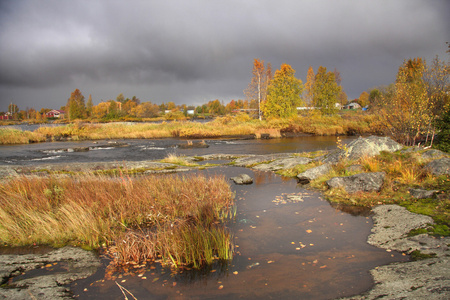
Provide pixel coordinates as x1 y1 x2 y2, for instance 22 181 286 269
0 0 448 109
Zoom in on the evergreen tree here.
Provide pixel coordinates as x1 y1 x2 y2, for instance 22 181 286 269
66 89 86 120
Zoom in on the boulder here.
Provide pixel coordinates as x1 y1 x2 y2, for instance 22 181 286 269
297 163 331 184
253 157 311 171
230 174 253 185
177 141 209 149
409 188 438 199
421 149 446 159
326 172 385 193
425 157 450 175
323 136 403 163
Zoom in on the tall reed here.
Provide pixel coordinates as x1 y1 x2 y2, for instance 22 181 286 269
0 173 235 267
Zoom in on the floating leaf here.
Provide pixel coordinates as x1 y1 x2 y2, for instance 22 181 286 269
306 229 312 233
152 277 159 282
218 285 224 290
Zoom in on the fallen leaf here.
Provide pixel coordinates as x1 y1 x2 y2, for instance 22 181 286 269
233 271 239 275
153 277 159 282
306 229 312 233
320 265 327 269
218 285 224 290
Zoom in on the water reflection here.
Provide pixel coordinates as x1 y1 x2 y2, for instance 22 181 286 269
71 167 408 300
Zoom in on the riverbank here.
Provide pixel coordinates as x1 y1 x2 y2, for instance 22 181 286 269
0 112 383 145
0 136 449 299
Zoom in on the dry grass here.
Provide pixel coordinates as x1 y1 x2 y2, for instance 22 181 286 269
0 128 46 144
0 173 235 267
1 112 384 145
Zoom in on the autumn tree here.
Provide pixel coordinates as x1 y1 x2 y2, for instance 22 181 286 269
66 89 86 120
304 66 315 105
86 94 93 118
338 90 348 106
244 58 272 120
116 93 126 104
262 63 304 119
358 91 370 108
379 58 431 145
312 66 341 114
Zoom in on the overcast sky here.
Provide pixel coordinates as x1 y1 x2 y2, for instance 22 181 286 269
0 0 448 111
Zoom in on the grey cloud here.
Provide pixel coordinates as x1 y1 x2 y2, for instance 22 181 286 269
0 0 448 110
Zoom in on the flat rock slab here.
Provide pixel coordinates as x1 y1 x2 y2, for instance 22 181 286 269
341 205 450 300
233 154 291 167
253 157 311 171
368 205 435 251
297 163 331 184
0 247 101 300
326 172 385 193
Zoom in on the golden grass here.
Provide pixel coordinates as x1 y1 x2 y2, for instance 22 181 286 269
0 112 384 145
0 128 46 144
0 173 235 267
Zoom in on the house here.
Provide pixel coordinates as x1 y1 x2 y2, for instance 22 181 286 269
343 103 361 110
46 109 65 118
0 112 13 120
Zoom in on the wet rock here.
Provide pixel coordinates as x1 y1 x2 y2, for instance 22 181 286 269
230 174 253 185
177 141 209 149
0 247 101 300
324 136 403 163
409 188 438 199
297 163 331 184
253 157 311 171
425 157 450 175
326 172 385 193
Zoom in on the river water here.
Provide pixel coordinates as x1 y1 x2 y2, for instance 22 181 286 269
0 136 409 299
0 136 353 166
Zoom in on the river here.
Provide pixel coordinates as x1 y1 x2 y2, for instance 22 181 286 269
0 136 409 299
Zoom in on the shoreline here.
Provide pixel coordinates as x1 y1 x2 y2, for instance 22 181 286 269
0 147 449 299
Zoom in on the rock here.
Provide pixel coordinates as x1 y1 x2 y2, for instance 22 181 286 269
409 188 438 199
324 136 403 163
230 174 253 185
253 157 311 171
297 163 331 184
177 141 209 149
425 157 450 175
0 247 101 300
233 154 287 167
421 149 447 159
326 172 385 193
367 205 434 251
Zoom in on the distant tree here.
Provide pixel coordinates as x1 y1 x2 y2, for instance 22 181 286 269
358 91 370 108
333 68 342 86
262 63 304 119
8 103 19 114
207 99 225 115
130 96 140 105
86 94 93 117
116 93 126 104
312 66 341 114
123 100 138 115
167 102 176 111
66 89 86 120
244 58 271 120
304 66 315 106
369 88 381 106
338 90 348 105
